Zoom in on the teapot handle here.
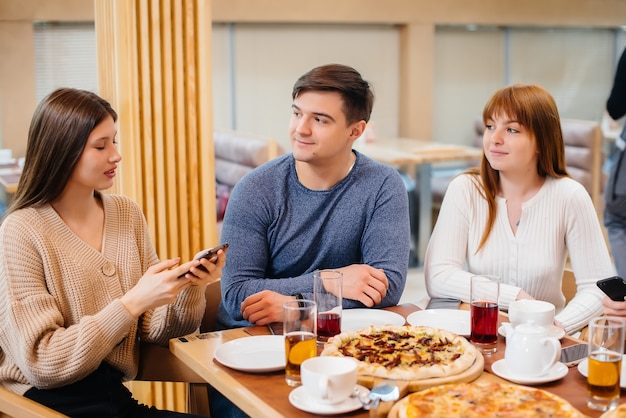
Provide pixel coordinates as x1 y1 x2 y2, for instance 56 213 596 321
541 337 562 373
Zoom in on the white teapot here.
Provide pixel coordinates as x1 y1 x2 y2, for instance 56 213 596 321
504 320 561 377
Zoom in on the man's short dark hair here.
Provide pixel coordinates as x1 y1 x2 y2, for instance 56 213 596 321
292 64 374 125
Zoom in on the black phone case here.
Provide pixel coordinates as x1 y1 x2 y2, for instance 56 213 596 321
597 276 626 302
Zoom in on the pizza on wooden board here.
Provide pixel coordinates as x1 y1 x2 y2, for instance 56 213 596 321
390 382 588 418
320 324 478 380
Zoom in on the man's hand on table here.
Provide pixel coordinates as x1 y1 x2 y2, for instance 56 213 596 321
240 264 389 325
337 264 388 307
241 290 294 325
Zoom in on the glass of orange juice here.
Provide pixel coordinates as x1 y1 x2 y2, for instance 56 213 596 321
283 299 317 387
587 316 625 411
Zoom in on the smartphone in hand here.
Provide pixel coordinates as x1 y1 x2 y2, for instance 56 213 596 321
597 276 626 302
178 243 229 278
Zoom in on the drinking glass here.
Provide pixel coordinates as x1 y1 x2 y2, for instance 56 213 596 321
283 299 317 387
313 269 343 344
470 275 500 354
587 316 625 411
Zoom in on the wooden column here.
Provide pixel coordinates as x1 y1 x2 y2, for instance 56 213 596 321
94 0 216 412
399 23 435 141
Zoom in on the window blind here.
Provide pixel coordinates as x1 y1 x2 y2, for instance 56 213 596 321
34 22 98 102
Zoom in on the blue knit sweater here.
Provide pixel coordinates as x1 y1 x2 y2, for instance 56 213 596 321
217 150 410 329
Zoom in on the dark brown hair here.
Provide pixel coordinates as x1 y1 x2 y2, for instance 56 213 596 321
5 88 117 217
469 83 569 251
292 64 374 125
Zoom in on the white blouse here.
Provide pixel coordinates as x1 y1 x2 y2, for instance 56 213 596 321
425 174 615 334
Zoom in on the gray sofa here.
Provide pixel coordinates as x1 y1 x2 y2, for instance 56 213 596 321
213 129 284 227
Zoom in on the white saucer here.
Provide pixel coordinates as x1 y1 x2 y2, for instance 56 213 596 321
491 359 568 384
498 323 565 340
289 384 366 415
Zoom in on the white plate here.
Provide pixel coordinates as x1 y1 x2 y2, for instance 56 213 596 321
491 359 568 385
578 355 626 388
406 309 470 336
289 384 366 415
341 309 405 331
498 323 565 340
214 335 285 373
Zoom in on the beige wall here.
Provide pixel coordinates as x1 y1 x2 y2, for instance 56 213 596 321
221 23 400 146
1 0 625 156
211 0 626 27
0 0 93 156
0 22 36 157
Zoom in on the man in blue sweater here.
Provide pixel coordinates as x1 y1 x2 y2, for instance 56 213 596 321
216 64 410 329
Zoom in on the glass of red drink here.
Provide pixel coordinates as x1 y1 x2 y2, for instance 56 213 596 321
470 275 500 354
313 269 343 344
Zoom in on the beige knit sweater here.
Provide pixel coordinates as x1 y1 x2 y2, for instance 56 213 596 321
0 193 206 395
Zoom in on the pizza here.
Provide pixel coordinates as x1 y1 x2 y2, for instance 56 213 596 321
391 382 587 418
320 324 478 380
600 403 626 418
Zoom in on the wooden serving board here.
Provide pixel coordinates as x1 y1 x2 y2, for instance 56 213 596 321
387 398 405 418
357 351 485 393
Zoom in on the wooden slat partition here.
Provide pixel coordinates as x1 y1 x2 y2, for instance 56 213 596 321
94 0 215 412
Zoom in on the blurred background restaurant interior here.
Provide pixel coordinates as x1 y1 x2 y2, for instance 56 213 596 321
1 0 625 413
2 1 625 160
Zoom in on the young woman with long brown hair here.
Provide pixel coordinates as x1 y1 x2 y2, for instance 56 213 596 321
0 88 224 417
425 84 614 334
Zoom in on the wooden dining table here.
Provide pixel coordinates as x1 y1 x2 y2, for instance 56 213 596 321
169 303 622 418
353 138 483 265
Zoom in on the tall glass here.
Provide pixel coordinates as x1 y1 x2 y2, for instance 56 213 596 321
283 299 317 387
314 269 343 344
470 275 500 354
587 316 625 411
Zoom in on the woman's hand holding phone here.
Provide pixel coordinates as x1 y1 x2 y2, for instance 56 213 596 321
120 244 228 318
177 243 229 279
597 276 626 316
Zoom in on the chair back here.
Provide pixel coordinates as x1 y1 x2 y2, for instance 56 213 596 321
560 119 604 215
561 268 576 304
136 279 222 383
201 279 221 333
0 385 67 418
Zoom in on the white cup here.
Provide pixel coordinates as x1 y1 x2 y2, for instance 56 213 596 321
508 300 555 329
300 357 358 404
